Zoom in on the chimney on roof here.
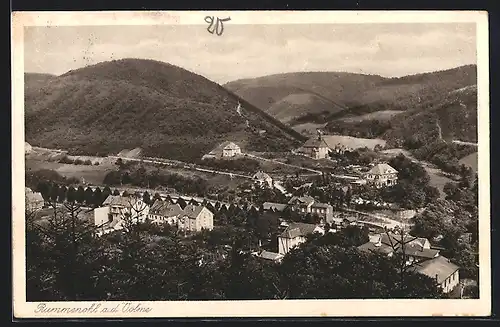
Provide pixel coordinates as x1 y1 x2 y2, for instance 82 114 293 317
317 129 323 141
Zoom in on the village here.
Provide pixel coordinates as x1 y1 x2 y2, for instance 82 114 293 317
25 127 476 298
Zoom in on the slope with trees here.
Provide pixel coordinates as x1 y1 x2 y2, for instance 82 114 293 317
25 59 303 162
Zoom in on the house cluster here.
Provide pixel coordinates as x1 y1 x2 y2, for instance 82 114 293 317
93 194 214 236
202 141 242 160
358 232 460 294
341 163 399 188
297 132 387 160
264 195 334 225
297 134 398 189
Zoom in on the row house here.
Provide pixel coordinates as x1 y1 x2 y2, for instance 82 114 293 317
148 200 214 233
287 196 334 225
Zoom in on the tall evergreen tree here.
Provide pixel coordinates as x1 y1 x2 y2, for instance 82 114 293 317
93 187 103 207
84 187 94 206
75 186 85 204
66 186 76 203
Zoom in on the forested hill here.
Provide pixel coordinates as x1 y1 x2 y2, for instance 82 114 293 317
24 59 303 161
224 65 477 129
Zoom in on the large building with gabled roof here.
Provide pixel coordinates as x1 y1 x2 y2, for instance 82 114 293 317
365 163 398 188
202 141 242 160
299 135 330 159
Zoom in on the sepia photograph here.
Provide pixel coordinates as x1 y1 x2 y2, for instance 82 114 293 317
12 11 490 318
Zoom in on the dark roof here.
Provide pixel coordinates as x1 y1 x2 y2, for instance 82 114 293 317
279 222 321 238
302 137 330 149
405 244 440 259
182 204 209 219
103 195 128 207
288 195 315 205
380 233 429 249
149 201 183 217
263 202 288 211
311 202 332 209
258 251 283 261
413 256 460 284
357 242 393 255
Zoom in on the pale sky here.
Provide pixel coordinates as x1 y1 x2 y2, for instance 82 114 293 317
24 23 477 84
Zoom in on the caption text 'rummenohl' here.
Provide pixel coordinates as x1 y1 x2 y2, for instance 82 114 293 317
33 302 153 314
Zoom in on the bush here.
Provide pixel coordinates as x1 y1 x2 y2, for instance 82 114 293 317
94 162 100 166
74 159 84 165
59 156 74 164
83 160 92 165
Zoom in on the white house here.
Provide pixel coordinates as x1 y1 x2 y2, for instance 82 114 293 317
365 163 398 188
287 196 334 224
278 222 324 255
252 171 273 188
25 187 44 212
299 135 330 160
202 141 242 160
413 255 460 294
178 204 214 232
148 201 183 225
94 195 150 234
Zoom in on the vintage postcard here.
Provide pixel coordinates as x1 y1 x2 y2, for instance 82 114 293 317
12 11 490 318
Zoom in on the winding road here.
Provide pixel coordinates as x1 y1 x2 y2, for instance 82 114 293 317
451 140 478 147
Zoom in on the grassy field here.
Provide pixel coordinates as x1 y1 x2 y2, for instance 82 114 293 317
152 164 247 190
26 157 248 192
426 167 455 198
26 159 116 185
459 152 478 173
379 148 454 198
339 110 404 123
292 122 328 136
